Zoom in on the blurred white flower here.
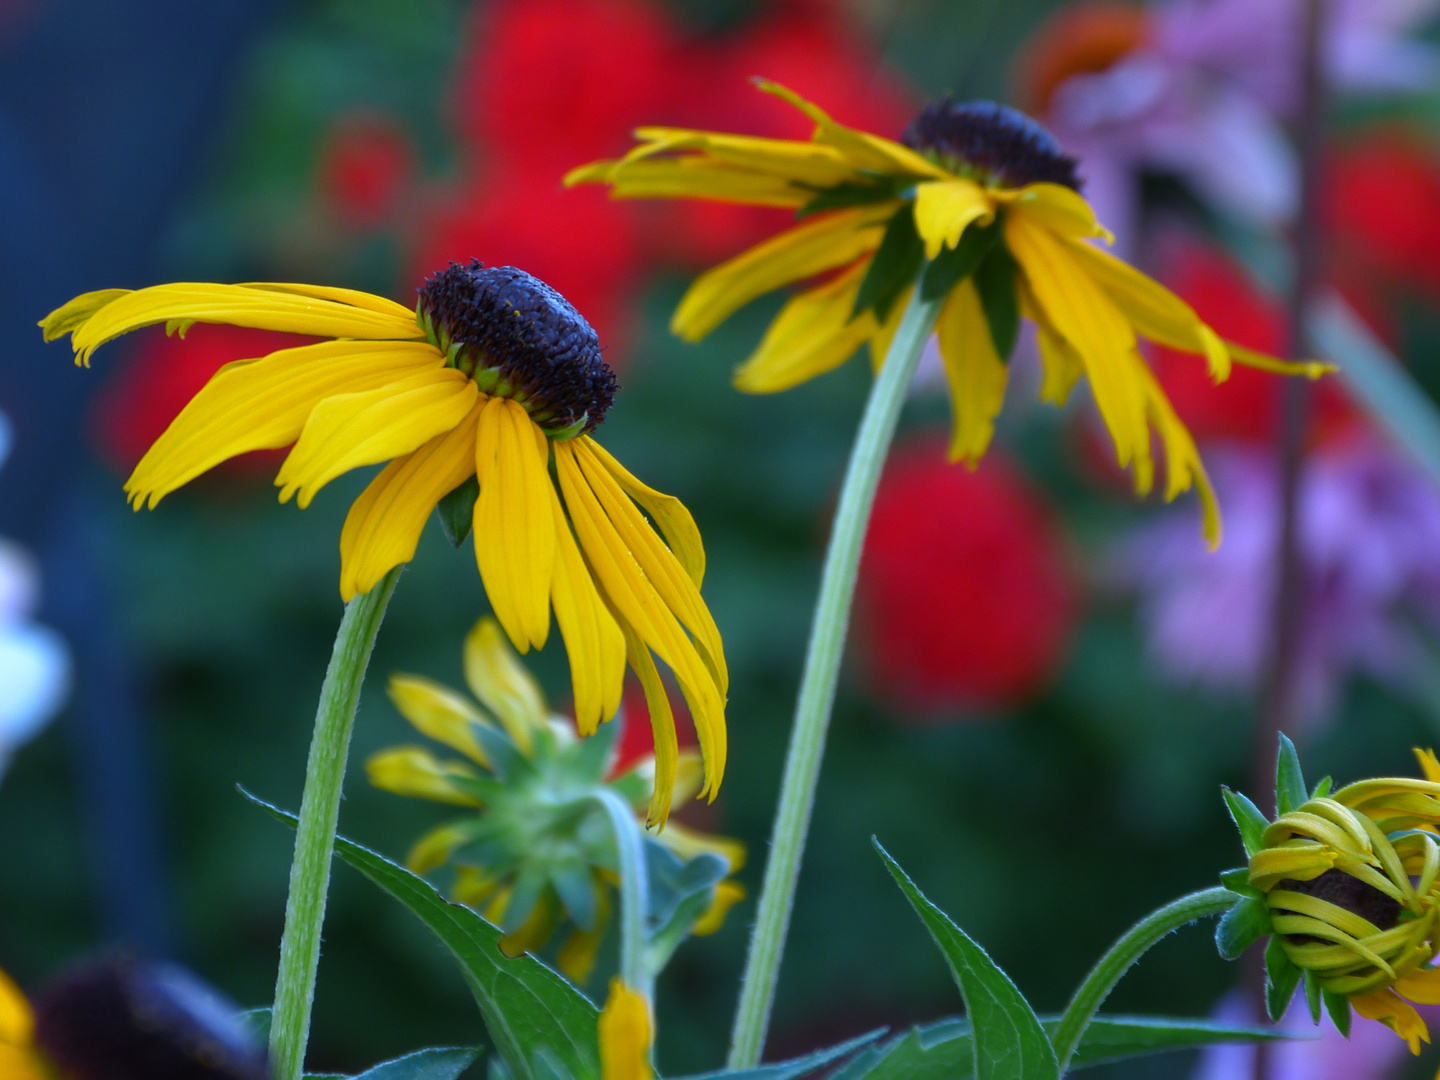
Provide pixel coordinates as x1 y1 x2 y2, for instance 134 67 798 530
0 412 69 781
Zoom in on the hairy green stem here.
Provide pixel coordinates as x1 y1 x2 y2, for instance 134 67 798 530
590 789 652 998
1052 887 1238 1075
728 290 943 1068
270 566 403 1080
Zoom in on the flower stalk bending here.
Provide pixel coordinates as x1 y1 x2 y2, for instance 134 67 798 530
727 289 943 1068
270 565 403 1080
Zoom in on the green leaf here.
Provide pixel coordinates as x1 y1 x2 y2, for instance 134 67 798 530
673 1029 885 1080
853 207 924 323
973 245 1019 361
241 789 598 1080
437 476 479 548
796 178 908 218
1323 989 1351 1037
1222 788 1269 857
919 219 999 302
828 1016 1290 1080
1218 868 1261 900
874 840 1058 1080
1265 933 1302 1021
1311 776 1333 799
1304 970 1322 1024
1275 734 1307 817
1215 896 1271 961
342 1048 482 1080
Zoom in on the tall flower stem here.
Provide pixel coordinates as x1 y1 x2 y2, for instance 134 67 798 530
270 565 404 1080
590 789 653 998
728 289 943 1068
1051 887 1237 1075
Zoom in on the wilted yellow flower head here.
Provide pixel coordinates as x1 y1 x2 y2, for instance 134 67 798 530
367 616 744 982
1221 739 1440 1058
569 83 1330 547
40 263 727 809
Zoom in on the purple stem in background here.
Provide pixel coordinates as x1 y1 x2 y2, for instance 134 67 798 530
1253 1 1328 1076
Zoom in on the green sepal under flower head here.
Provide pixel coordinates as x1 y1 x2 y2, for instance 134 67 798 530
1217 734 1440 1053
366 616 745 984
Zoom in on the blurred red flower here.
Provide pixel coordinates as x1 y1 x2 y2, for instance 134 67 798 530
317 112 415 229
855 440 1077 715
1150 240 1357 447
412 172 639 351
1327 130 1440 314
94 324 315 474
453 0 680 176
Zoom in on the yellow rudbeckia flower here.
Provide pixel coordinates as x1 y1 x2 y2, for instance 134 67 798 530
1239 748 1440 1062
40 263 726 810
368 615 744 978
569 82 1330 547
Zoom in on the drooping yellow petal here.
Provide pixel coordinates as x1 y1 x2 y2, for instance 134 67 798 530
1395 966 1440 1005
338 398 482 601
586 126 863 192
1136 361 1222 549
549 488 627 735
569 156 811 206
672 203 893 341
692 880 746 937
59 282 424 364
571 438 727 695
277 367 478 507
1352 989 1431 1055
1249 843 1337 891
1061 238 1231 380
1415 749 1440 784
733 261 876 394
387 674 491 765
473 399 556 653
464 616 550 754
581 440 707 588
237 282 419 322
554 444 727 805
39 288 130 356
756 80 946 180
936 278 1009 466
1006 213 1148 472
599 979 654 1080
913 179 993 260
1225 340 1335 379
0 966 33 1047
624 626 679 827
1002 183 1113 241
126 340 445 509
365 747 482 806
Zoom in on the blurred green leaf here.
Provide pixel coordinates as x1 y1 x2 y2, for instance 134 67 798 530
974 245 1019 361
828 1015 1289 1080
1311 293 1440 492
671 1028 884 1080
1265 933 1302 1021
854 207 923 322
242 789 598 1080
1323 989 1351 1038
1218 868 1260 900
874 840 1058 1080
305 1046 480 1080
919 219 998 302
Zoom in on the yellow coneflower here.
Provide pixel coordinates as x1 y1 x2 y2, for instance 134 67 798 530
568 82 1329 546
599 978 654 1080
1236 748 1440 1061
40 264 726 818
367 616 744 980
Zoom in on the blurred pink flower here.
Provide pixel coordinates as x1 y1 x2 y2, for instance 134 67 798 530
1025 0 1440 234
1193 990 1419 1080
1115 440 1440 723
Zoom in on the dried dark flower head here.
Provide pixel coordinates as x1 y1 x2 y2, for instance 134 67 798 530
902 98 1081 190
